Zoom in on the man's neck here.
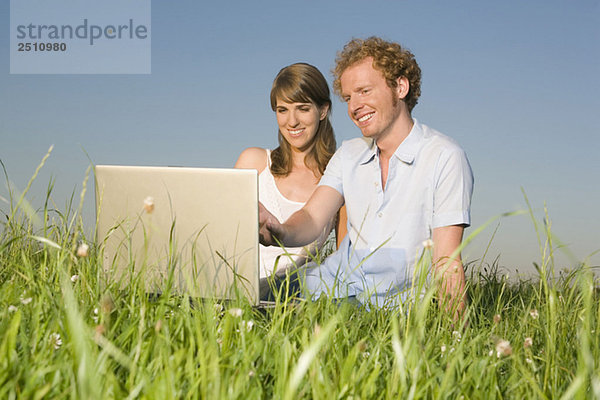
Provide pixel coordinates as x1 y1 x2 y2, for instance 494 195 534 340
376 113 414 160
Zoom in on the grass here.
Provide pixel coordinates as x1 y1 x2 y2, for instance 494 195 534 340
0 152 599 399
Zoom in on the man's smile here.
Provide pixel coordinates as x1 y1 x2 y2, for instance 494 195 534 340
357 112 375 123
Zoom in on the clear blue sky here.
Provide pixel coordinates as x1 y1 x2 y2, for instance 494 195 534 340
1 0 599 274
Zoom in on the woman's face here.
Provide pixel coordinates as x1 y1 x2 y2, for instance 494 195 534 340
275 98 326 152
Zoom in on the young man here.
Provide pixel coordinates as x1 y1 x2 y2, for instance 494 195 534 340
260 37 473 315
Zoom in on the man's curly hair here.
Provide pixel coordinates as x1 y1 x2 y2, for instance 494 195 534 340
332 37 422 112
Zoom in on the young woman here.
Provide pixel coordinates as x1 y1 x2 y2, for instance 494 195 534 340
235 63 343 286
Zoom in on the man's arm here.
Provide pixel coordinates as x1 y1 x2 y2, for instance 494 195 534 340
432 225 467 320
260 185 343 248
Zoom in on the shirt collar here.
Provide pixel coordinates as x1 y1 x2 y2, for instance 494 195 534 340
392 119 424 165
359 138 378 165
359 119 425 166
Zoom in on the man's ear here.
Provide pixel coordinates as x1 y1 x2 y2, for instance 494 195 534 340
396 76 410 100
319 103 330 120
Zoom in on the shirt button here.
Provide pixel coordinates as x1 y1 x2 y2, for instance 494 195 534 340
378 212 383 218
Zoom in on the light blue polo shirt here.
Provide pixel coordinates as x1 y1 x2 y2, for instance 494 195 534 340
303 119 474 306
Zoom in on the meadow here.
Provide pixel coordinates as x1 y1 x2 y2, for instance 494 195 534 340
1 152 599 399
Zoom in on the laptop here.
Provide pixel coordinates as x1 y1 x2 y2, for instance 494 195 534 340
95 165 261 305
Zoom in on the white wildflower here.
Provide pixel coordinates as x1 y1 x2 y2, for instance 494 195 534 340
529 309 539 319
488 349 494 357
449 347 455 354
524 337 533 348
452 330 462 342
362 351 370 359
422 239 434 249
50 333 62 349
20 297 32 305
8 305 18 312
525 358 533 364
495 339 512 357
441 344 447 353
143 196 155 213
248 370 255 377
228 308 242 318
214 303 224 313
76 243 89 258
71 274 79 282
242 320 254 332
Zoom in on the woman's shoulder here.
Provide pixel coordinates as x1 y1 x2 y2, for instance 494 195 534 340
234 147 269 172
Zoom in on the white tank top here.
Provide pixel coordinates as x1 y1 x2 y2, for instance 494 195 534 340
259 149 331 278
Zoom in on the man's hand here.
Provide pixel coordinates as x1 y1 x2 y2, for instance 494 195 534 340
259 186 344 248
432 225 467 321
258 202 285 246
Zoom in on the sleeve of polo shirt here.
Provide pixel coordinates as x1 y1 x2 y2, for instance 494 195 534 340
318 146 344 196
432 147 474 228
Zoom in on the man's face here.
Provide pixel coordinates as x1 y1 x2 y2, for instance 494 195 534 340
340 57 403 142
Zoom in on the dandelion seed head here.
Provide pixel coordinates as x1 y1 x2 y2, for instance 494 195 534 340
76 243 89 258
495 339 512 357
143 196 155 213
228 308 242 318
